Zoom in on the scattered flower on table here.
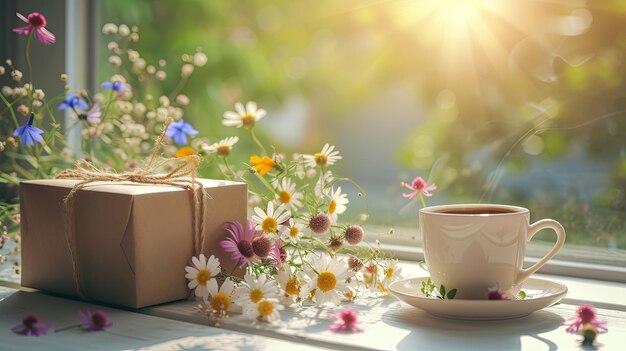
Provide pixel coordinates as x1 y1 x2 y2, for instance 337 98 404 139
101 81 125 92
379 259 403 293
13 113 44 146
58 95 88 110
236 273 279 312
303 143 342 168
222 101 266 129
276 265 302 305
203 136 238 157
326 186 349 223
165 119 198 145
205 278 238 317
79 308 112 332
247 298 284 324
280 218 304 244
329 308 363 333
401 176 437 200
12 12 56 45
301 253 355 306
274 177 304 210
249 155 276 176
565 304 607 346
220 220 260 267
185 254 221 300
251 201 290 236
11 314 52 336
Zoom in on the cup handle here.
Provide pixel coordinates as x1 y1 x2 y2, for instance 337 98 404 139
515 219 566 284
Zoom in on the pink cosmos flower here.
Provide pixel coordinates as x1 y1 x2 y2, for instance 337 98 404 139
329 308 363 333
219 220 259 267
12 12 56 45
401 176 436 200
565 304 607 335
11 315 52 336
79 308 112 331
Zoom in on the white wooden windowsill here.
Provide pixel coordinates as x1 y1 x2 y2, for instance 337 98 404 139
1 260 625 350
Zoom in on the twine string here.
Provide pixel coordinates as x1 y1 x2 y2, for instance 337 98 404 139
55 117 205 299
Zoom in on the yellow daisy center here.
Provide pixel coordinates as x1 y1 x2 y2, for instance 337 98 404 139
278 190 291 204
257 300 274 317
216 145 230 157
241 113 255 128
317 271 337 292
262 217 278 233
314 152 327 166
249 288 264 303
210 292 231 311
328 200 337 215
385 267 395 279
285 277 301 296
196 269 211 286
289 226 299 239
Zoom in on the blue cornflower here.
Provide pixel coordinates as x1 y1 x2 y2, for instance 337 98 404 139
165 119 199 145
13 113 44 146
58 95 88 110
101 81 125 92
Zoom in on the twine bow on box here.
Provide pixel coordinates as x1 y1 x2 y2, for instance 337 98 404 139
56 117 206 299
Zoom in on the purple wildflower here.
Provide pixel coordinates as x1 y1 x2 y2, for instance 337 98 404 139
219 220 259 267
165 119 199 145
58 95 88 110
101 81 125 92
13 113 44 146
79 308 112 332
12 12 56 45
11 315 52 336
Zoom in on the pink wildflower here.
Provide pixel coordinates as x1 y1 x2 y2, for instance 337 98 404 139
79 308 112 331
11 315 52 336
401 176 436 200
219 220 259 267
565 304 607 335
329 308 363 333
485 284 509 300
13 12 56 45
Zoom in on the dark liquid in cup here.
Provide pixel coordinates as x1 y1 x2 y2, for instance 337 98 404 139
438 208 516 215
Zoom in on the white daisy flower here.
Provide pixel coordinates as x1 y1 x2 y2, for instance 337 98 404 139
326 186 349 223
203 136 238 157
251 202 291 236
302 143 342 168
276 265 302 305
280 218 304 244
236 273 279 309
184 254 221 300
274 177 304 210
245 298 284 324
222 101 266 129
380 259 403 293
314 170 334 197
301 253 355 306
206 277 237 314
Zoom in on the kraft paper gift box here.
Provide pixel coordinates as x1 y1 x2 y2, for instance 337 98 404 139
19 178 247 308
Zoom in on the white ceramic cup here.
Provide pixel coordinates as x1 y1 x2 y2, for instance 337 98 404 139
420 204 566 299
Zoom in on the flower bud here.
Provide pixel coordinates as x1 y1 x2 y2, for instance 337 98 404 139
344 225 364 245
308 213 330 234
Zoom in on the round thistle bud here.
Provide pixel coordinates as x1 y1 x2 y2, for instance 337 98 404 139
327 236 344 253
344 225 364 245
279 246 287 263
308 213 330 234
348 255 363 271
252 237 272 258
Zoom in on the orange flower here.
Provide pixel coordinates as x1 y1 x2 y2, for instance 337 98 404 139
250 154 276 176
176 146 196 158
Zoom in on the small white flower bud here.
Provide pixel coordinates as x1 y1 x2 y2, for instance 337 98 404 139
181 64 194 77
102 23 118 35
193 52 208 67
118 24 130 36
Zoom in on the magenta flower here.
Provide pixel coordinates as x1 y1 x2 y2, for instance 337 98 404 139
12 12 56 45
329 308 363 333
13 113 44 146
565 304 607 335
79 308 112 332
11 315 52 336
401 176 437 200
79 103 102 125
268 238 285 268
485 287 509 300
219 220 259 267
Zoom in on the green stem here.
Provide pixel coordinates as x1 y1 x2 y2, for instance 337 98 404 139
25 32 34 88
0 94 20 128
249 128 267 155
168 75 189 101
101 90 114 121
254 171 277 195
223 157 236 180
419 193 427 208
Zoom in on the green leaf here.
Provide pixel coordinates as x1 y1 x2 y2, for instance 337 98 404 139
518 290 527 300
439 285 446 298
447 289 457 299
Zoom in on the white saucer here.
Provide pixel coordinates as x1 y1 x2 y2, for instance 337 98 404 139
389 277 567 320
